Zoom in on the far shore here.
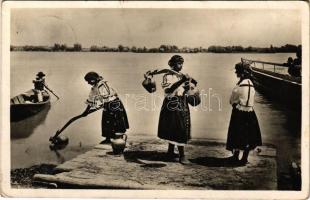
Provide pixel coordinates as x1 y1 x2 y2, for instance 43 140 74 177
10 44 300 54
11 50 292 54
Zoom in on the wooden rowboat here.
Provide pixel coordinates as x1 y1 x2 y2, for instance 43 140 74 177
10 89 51 122
241 58 301 110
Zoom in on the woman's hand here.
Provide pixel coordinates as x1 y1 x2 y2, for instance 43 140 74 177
181 74 191 82
145 70 154 78
183 81 190 91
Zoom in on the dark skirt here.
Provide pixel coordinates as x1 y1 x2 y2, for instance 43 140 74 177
101 98 129 138
226 107 262 151
158 96 191 144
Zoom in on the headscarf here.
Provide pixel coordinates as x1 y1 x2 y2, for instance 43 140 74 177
235 62 252 82
84 71 100 82
168 55 184 67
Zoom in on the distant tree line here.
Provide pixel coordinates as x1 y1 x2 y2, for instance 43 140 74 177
207 44 299 53
10 43 300 53
10 43 83 52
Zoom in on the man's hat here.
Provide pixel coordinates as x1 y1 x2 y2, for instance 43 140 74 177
36 72 45 77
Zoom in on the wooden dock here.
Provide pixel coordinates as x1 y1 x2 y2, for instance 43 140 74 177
34 136 277 190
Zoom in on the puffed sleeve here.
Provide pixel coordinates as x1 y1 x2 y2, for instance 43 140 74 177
229 86 240 105
85 88 97 107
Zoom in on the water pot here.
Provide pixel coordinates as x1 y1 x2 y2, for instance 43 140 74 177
49 135 69 145
142 74 156 93
185 81 201 107
111 133 128 154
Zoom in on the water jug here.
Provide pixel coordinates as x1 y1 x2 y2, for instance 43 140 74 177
111 133 128 154
185 81 201 107
142 74 156 93
50 135 69 145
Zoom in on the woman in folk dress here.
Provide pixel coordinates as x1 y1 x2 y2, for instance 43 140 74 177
226 63 262 165
82 71 129 144
157 55 195 164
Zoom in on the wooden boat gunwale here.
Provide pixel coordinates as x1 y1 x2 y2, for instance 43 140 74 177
11 89 51 106
241 57 301 110
251 69 301 86
241 58 301 85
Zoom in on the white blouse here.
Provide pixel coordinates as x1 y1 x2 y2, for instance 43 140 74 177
86 80 117 108
230 79 255 112
162 73 185 96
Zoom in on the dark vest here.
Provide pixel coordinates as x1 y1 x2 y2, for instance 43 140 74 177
34 79 45 90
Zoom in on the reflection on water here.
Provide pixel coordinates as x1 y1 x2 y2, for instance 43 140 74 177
255 90 301 189
11 105 51 139
255 91 301 140
49 147 66 164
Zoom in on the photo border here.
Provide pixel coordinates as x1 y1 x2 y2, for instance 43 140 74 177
1 1 309 199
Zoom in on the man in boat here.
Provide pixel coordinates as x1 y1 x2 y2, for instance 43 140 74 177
285 57 297 77
32 72 48 102
292 45 302 77
285 45 302 77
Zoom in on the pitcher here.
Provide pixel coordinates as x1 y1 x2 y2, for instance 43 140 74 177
184 79 201 107
142 72 156 93
111 133 128 154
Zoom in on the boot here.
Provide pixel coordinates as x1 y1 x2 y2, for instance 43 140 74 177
167 143 178 156
166 144 178 161
178 146 191 165
240 148 250 165
231 150 240 162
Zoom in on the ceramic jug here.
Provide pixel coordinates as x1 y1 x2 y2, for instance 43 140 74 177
185 80 201 107
111 133 128 154
142 73 156 93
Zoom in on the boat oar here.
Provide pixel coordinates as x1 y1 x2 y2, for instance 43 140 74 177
49 106 104 145
43 83 60 100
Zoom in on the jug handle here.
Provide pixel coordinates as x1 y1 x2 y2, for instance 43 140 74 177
144 70 154 79
123 134 128 142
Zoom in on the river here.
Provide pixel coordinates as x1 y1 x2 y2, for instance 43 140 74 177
10 52 301 188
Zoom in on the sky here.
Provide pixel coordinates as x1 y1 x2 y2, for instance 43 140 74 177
10 8 302 48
